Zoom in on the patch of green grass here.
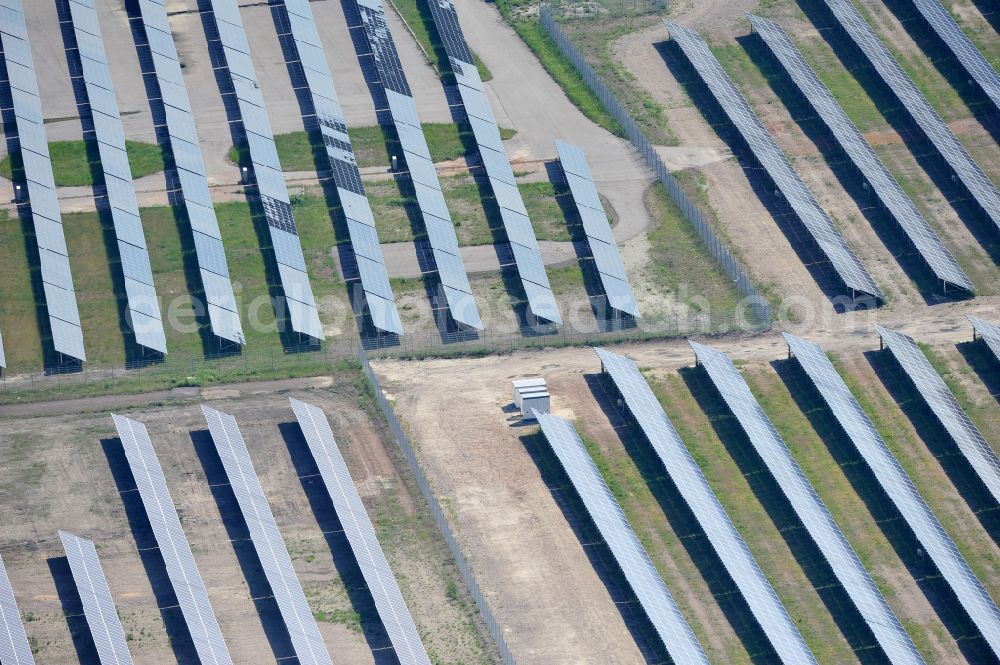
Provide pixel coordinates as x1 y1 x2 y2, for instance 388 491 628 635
561 15 674 145
917 343 1000 451
433 177 572 245
572 424 753 663
644 182 741 311
831 351 1000 642
0 140 165 187
794 35 887 132
493 3 623 137
230 123 516 172
652 371 857 662
313 608 361 632
945 4 1000 71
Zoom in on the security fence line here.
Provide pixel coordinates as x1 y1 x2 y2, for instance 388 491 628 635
539 6 771 325
0 306 766 401
359 348 517 665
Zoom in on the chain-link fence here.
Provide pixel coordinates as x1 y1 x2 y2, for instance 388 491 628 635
0 306 766 402
360 349 517 665
539 7 771 326
543 0 667 19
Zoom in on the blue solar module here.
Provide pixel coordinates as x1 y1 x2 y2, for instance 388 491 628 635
206 0 324 340
67 0 167 354
594 347 815 663
690 340 920 664
423 0 560 324
910 0 1000 114
556 141 640 317
0 553 34 665
279 0 402 334
534 411 709 665
786 332 999 658
822 0 1000 232
968 314 1000 364
0 0 85 362
290 399 432 665
874 325 1000 504
201 405 333 665
135 0 244 345
667 21 883 301
112 415 234 665
353 0 481 329
59 531 135 665
749 14 973 294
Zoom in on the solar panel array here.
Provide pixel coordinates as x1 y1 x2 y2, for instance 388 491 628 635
785 332 1000 657
533 411 709 665
874 325 1000 504
423 0 561 324
689 341 920 664
911 0 1000 113
354 0 481 329
557 143 640 317
67 0 167 355
290 398 432 665
594 347 815 663
111 414 234 665
59 531 135 665
206 0 324 340
0 0 85 362
968 314 1000 364
0 553 34 665
748 14 973 293
280 0 402 335
822 0 1000 232
666 21 882 301
201 405 333 665
135 0 244 345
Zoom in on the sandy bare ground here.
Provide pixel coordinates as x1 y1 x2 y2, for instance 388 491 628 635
0 376 495 664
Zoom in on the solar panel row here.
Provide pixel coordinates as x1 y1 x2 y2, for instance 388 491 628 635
423 0 561 324
910 0 1000 114
206 0 324 341
822 0 1000 232
0 553 34 665
786 332 1000 658
874 325 1000 504
594 347 814 663
666 21 883 301
354 0 482 330
290 398 433 665
111 414 234 665
690 340 921 665
281 0 402 335
968 314 1000 364
748 14 973 293
534 411 709 665
556 142 640 318
135 0 244 346
0 0 85 362
67 0 167 355
59 531 135 665
201 405 333 665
